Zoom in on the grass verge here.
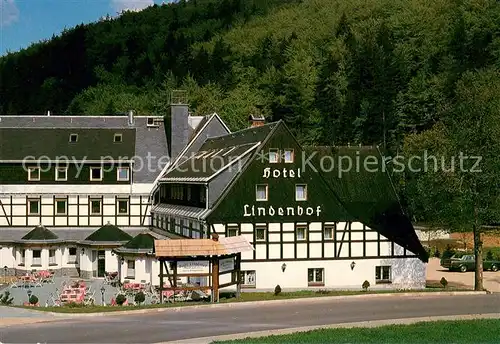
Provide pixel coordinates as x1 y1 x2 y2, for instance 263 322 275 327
211 319 500 344
11 286 472 314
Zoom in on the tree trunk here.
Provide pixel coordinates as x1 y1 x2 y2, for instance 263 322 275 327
473 211 483 291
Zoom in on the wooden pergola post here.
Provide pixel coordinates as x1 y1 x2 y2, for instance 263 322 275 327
159 259 164 304
236 253 241 298
211 257 219 303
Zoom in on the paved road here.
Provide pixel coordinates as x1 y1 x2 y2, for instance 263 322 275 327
1 294 499 343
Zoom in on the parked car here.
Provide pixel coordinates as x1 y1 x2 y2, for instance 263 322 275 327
440 253 500 272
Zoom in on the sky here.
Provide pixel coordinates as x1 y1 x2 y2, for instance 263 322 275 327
0 0 176 56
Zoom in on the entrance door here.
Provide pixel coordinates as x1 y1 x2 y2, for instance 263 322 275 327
97 250 106 278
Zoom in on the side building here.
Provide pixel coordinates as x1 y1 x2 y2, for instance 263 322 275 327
0 99 231 279
149 118 429 290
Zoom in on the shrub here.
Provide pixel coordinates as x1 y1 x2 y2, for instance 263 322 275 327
362 280 370 291
134 291 145 305
315 289 330 295
65 302 85 308
0 291 13 305
274 284 282 296
434 249 441 258
115 294 126 306
440 277 448 288
29 295 38 305
486 250 494 260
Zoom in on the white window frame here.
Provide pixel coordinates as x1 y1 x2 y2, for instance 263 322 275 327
240 270 256 288
55 199 67 215
269 149 279 163
375 265 392 284
28 167 40 181
227 226 238 237
127 260 135 278
296 225 307 241
32 249 42 266
117 199 129 215
117 167 130 181
147 117 159 127
69 134 78 143
114 133 123 143
90 199 102 215
90 167 103 181
28 199 40 215
256 184 268 201
49 249 57 265
295 184 307 201
255 225 266 242
283 149 294 163
308 268 324 286
55 167 68 181
323 224 334 240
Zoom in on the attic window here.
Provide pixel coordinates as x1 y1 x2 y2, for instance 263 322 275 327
69 134 78 143
114 134 123 143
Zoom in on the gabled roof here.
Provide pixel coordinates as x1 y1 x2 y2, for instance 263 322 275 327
154 236 254 257
161 122 277 182
21 225 59 241
83 222 133 243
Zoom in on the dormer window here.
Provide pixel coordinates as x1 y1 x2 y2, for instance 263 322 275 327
117 167 130 181
69 134 78 143
114 134 123 143
90 167 103 181
28 167 40 181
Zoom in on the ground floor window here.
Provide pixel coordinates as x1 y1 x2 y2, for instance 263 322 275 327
32 249 42 266
375 265 392 284
49 249 57 265
240 270 256 288
19 249 26 265
227 225 238 237
126 260 135 278
308 268 324 286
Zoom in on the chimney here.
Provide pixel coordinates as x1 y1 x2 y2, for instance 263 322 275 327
211 233 219 242
248 115 265 128
128 110 134 126
168 90 189 160
47 110 51 116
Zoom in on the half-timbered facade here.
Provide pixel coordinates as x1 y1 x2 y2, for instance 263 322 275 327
0 92 231 277
150 119 429 290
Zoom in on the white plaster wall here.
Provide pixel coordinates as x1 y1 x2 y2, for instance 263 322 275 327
0 246 16 268
105 250 119 273
237 258 426 290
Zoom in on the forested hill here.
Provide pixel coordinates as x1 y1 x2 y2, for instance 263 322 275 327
1 0 500 149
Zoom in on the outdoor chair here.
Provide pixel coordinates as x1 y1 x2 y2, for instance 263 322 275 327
83 291 95 306
8 278 20 288
48 292 61 307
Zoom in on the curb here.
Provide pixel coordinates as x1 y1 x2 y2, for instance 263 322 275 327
31 290 488 318
156 313 500 344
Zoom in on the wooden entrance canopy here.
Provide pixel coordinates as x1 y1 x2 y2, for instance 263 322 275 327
154 234 254 303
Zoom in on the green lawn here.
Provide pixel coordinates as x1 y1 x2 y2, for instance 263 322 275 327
212 319 500 344
13 287 472 313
